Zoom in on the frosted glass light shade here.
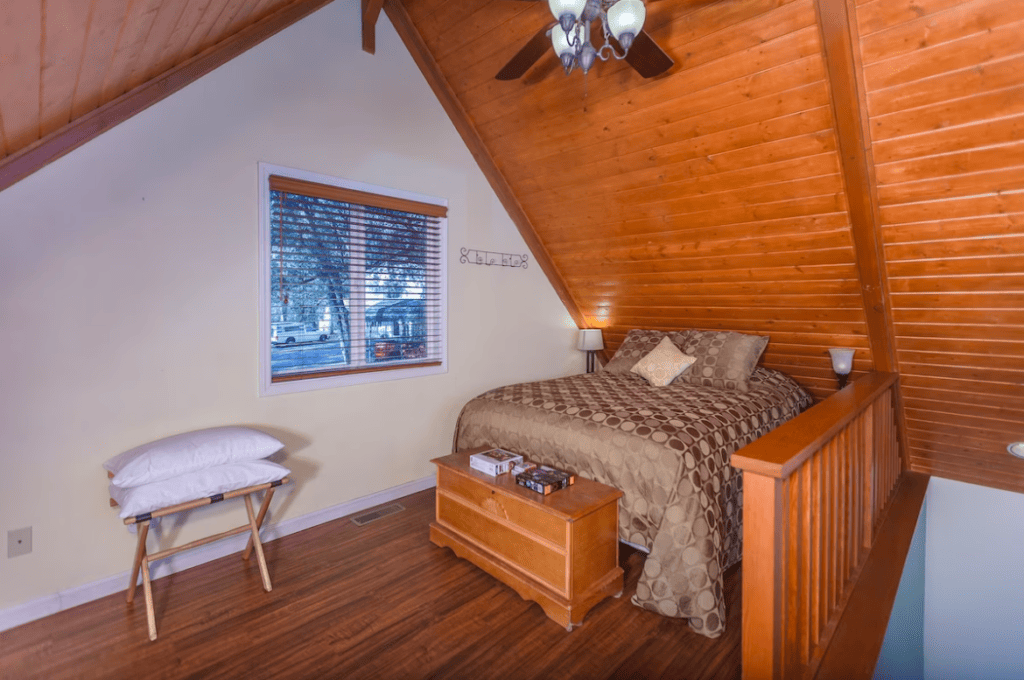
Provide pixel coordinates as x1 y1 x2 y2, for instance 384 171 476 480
828 347 855 375
607 0 646 41
577 329 605 351
548 0 588 23
551 24 578 58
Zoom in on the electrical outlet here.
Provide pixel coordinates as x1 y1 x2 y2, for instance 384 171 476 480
8 527 31 558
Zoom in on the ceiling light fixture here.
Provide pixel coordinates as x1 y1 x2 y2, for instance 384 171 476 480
1008 443 1024 460
546 0 646 75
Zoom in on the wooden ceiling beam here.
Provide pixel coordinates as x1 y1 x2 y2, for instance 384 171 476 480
814 0 909 467
362 0 386 54
382 0 589 331
0 0 335 195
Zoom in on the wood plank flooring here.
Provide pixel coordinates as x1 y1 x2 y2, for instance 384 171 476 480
0 489 741 679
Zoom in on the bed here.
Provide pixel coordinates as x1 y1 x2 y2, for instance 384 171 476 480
453 329 813 638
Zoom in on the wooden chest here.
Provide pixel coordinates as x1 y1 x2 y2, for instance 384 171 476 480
430 448 624 631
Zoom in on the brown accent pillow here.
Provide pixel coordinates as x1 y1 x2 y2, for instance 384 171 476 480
603 329 691 374
678 330 769 392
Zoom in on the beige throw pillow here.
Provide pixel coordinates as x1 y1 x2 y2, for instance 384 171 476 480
630 336 696 387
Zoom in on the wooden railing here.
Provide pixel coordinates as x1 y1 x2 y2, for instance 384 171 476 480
732 372 902 680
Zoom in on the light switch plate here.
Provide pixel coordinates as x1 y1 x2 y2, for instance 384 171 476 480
8 527 32 558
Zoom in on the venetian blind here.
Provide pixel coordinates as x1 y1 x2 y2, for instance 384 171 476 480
268 175 446 383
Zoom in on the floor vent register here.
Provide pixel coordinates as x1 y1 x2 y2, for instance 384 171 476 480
350 503 405 526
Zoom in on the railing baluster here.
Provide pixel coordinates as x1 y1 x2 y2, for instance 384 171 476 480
824 438 835 621
888 391 897 497
841 426 850 586
785 472 801 677
850 424 857 578
887 389 895 499
832 434 840 602
840 427 849 589
800 461 811 666
881 392 889 506
854 411 864 564
862 406 874 549
734 373 902 680
874 397 884 523
850 413 859 571
890 390 898 492
811 451 821 647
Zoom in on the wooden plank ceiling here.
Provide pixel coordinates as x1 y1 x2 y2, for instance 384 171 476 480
400 0 874 399
394 0 1024 493
0 0 1022 493
0 0 330 190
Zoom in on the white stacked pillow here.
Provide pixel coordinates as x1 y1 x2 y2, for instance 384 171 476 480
105 426 290 519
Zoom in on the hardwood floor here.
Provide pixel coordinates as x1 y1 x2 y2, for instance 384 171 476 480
0 489 741 679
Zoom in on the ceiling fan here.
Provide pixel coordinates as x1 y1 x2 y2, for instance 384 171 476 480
496 0 673 81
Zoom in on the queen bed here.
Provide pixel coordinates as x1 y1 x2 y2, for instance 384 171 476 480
454 329 813 638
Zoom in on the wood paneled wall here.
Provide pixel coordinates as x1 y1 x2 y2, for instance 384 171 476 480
402 0 876 401
856 0 1024 492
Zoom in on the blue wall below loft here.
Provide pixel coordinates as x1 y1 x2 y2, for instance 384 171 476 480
873 497 926 680
923 478 1024 680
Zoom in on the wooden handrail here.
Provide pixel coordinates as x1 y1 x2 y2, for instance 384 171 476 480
732 372 897 479
736 372 904 680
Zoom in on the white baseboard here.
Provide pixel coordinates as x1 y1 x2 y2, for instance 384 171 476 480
0 475 436 633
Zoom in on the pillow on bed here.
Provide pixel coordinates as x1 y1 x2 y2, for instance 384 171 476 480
630 336 696 386
105 426 284 488
109 460 290 519
678 329 769 392
603 329 690 373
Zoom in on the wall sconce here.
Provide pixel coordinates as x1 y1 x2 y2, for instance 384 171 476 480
577 329 604 374
828 347 855 390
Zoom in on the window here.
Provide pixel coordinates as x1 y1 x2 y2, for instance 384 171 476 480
258 164 447 395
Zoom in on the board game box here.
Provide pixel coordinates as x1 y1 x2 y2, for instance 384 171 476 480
515 465 576 495
469 448 524 475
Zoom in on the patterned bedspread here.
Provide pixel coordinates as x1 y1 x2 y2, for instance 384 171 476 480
454 367 812 637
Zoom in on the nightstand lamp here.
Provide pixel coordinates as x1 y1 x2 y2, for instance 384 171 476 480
829 347 855 390
578 329 604 374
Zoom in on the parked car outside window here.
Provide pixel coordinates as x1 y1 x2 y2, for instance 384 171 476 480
271 322 330 345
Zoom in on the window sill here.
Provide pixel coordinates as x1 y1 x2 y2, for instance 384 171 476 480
260 360 447 396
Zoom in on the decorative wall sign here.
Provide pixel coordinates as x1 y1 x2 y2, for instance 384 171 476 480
460 248 529 269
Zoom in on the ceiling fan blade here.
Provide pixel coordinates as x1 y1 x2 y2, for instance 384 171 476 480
496 24 554 80
613 30 673 78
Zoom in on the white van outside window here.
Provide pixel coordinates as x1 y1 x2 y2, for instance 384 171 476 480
271 323 329 345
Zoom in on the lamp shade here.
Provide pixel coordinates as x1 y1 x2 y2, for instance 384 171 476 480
548 0 588 26
828 347 855 375
577 329 604 351
607 0 646 42
551 24 578 58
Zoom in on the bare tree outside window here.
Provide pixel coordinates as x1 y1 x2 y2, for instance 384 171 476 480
266 177 443 385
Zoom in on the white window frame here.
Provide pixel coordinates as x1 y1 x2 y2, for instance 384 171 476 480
257 162 448 396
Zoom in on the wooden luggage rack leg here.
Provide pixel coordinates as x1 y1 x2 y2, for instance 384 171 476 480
116 478 289 641
243 494 272 592
126 521 149 604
